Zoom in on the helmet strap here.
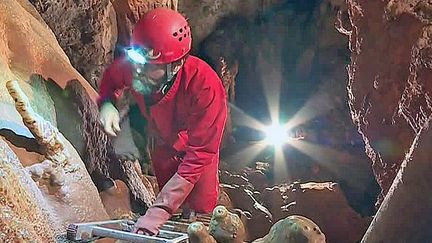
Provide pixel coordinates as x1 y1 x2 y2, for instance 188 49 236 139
160 58 185 94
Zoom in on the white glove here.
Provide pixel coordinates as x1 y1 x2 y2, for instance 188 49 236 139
99 102 121 136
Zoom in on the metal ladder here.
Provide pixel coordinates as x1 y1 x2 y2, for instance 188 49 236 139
66 214 213 242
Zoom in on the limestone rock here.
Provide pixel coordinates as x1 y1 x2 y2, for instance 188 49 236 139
112 0 178 52
361 113 432 243
5 80 109 231
0 0 111 232
188 222 217 243
0 138 56 242
217 188 233 209
0 0 98 129
99 180 134 219
253 215 326 243
208 205 246 243
342 0 432 241
29 0 118 88
179 0 286 47
342 0 432 202
220 184 272 241
282 182 371 243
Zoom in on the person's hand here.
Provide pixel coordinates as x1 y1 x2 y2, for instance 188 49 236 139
133 207 171 236
132 173 194 235
99 102 121 136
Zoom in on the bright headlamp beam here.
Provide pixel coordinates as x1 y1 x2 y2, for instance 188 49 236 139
263 123 290 146
126 49 147 64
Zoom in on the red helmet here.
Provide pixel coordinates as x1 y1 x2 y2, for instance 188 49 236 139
131 8 192 64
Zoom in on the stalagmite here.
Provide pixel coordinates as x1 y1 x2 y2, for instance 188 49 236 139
188 222 217 243
252 215 326 243
208 205 246 243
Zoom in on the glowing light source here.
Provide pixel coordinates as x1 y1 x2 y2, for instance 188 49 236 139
126 48 147 64
263 123 290 146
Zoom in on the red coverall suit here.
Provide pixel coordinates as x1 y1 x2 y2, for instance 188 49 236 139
97 8 227 235
99 8 227 234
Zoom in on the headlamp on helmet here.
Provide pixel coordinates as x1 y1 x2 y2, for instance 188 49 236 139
126 47 147 65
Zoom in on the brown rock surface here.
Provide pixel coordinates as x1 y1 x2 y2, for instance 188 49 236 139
253 215 326 243
220 184 272 241
0 138 56 242
179 0 286 47
361 116 432 243
188 222 217 243
5 80 109 230
217 188 233 209
340 0 432 202
0 0 112 239
29 0 118 88
112 0 178 52
340 0 432 241
99 180 133 219
208 205 246 243
282 182 371 243
0 0 98 108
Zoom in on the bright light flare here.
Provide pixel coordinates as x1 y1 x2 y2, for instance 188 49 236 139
263 123 290 146
126 48 147 64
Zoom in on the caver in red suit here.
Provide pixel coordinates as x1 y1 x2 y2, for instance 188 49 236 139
97 8 227 235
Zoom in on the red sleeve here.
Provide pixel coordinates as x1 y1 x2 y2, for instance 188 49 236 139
177 70 227 184
97 58 127 107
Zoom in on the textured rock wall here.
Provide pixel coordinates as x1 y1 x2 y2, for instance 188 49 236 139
29 0 178 87
29 0 118 88
220 168 371 242
361 117 432 243
0 0 109 240
112 0 178 53
0 138 56 242
340 0 432 202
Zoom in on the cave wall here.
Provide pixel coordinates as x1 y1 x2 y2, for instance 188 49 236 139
341 0 432 203
178 0 280 48
0 0 109 240
199 0 379 216
28 0 118 88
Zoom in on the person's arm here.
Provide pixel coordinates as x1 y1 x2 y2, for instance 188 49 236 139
97 60 125 107
97 60 127 136
134 70 227 236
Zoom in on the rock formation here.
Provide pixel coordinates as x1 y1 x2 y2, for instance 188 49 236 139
252 215 326 243
208 205 246 243
339 0 432 241
112 0 178 54
188 222 218 243
338 0 432 203
0 1 120 240
28 0 118 88
0 139 56 242
5 80 109 232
